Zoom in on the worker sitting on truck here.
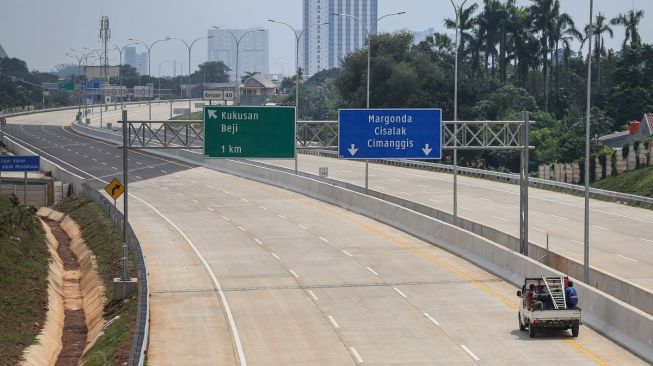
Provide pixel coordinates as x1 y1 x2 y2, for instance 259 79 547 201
525 284 542 310
565 281 579 308
537 286 554 309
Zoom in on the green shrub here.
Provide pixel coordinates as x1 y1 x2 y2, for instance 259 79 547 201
622 144 630 159
611 152 617 176
598 152 607 179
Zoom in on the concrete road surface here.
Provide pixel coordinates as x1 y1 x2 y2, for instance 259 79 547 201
2 117 646 364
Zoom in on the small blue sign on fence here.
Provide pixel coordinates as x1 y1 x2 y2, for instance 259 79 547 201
81 81 100 90
0 156 41 172
338 109 442 160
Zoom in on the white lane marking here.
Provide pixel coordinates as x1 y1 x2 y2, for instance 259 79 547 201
429 199 442 203
254 238 263 245
593 225 611 231
289 269 299 278
460 207 472 212
74 151 80 155
101 162 107 165
393 287 408 298
308 290 319 301
350 347 363 363
617 254 638 262
461 345 480 361
328 315 340 328
399 191 413 196
135 176 142 180
222 216 230 222
258 205 267 210
366 267 379 276
92 158 97 162
238 226 246 232
373 186 386 190
424 313 440 326
492 216 506 221
241 197 248 202
135 197 247 366
162 187 170 190
640 238 653 243
298 224 308 230
83 155 88 158
177 192 184 196
278 214 288 220
512 205 520 209
136 161 142 165
192 199 199 204
148 166 154 169
480 198 492 202
532 227 546 233
112 166 118 170
207 206 214 212
319 236 329 243
161 170 168 174
571 240 583 245
271 252 280 260
550 214 568 220
342 250 353 257
206 185 215 189
417 184 430 188
223 190 232 195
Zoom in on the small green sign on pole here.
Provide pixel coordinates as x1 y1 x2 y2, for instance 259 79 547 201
58 81 75 91
204 106 296 159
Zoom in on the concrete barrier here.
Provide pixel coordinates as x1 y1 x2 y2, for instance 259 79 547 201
73 121 653 362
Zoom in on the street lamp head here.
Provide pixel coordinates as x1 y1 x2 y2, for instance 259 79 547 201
268 19 277 23
396 11 407 15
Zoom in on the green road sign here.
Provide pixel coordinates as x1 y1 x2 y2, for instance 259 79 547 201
58 81 75 91
204 106 296 159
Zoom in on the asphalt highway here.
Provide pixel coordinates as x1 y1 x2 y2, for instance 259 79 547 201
2 108 646 364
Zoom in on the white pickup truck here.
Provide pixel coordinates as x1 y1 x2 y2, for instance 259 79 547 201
517 276 581 338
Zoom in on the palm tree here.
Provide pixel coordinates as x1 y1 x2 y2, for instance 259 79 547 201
444 2 479 64
550 13 581 103
583 13 614 87
506 5 535 87
530 0 561 113
476 0 503 78
611 9 645 48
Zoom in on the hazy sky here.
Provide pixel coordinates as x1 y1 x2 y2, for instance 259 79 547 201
2 0 651 76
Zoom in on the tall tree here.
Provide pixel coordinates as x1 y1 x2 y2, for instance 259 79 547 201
530 0 561 113
550 13 580 105
583 13 614 88
611 9 645 49
444 2 479 65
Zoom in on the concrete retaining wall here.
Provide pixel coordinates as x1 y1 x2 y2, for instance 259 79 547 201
72 121 653 362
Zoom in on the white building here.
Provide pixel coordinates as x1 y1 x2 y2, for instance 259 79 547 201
207 28 269 82
124 46 148 75
302 0 378 77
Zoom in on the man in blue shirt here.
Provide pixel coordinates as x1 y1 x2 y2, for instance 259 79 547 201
565 280 579 308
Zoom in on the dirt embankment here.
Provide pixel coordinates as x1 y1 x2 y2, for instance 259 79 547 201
20 208 105 366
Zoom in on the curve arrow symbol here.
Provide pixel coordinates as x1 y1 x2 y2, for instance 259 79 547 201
112 184 122 196
348 144 358 156
422 144 433 156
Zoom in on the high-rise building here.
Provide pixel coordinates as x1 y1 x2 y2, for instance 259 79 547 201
302 0 378 77
124 46 148 75
0 42 8 58
207 28 269 81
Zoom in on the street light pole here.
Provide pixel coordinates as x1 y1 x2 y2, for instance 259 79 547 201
334 11 406 191
128 37 172 119
112 43 138 110
212 27 265 105
169 36 212 118
584 0 594 283
268 19 328 175
450 0 467 221
65 52 84 116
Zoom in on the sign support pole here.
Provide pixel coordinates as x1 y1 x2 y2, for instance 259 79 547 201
23 172 27 205
121 109 129 281
520 111 530 256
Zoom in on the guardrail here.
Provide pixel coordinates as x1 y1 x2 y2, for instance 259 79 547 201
298 148 653 206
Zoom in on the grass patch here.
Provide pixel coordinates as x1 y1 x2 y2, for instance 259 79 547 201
0 195 48 364
170 111 202 121
53 196 137 365
592 166 653 198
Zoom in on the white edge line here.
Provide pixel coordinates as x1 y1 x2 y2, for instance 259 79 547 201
424 313 440 326
278 214 287 220
593 225 611 231
319 236 329 243
254 238 263 245
308 290 318 301
460 345 480 361
298 224 308 230
366 267 379 276
289 269 299 278
2 135 85 180
342 250 353 257
640 238 653 243
271 252 280 260
206 206 214 212
129 193 247 366
350 347 363 363
222 215 230 221
238 226 246 232
328 315 340 328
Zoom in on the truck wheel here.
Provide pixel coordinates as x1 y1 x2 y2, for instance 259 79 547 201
571 325 579 337
528 324 536 338
518 313 526 331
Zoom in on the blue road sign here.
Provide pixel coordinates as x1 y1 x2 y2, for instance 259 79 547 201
81 81 100 90
338 109 442 160
0 156 40 172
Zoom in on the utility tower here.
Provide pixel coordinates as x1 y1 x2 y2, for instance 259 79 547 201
99 16 110 82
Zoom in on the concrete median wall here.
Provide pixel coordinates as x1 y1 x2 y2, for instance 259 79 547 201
72 121 653 362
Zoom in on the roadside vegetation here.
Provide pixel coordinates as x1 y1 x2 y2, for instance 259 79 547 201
592 166 653 198
54 196 137 366
0 195 48 364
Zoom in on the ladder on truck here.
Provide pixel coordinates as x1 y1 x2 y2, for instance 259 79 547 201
542 276 567 309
